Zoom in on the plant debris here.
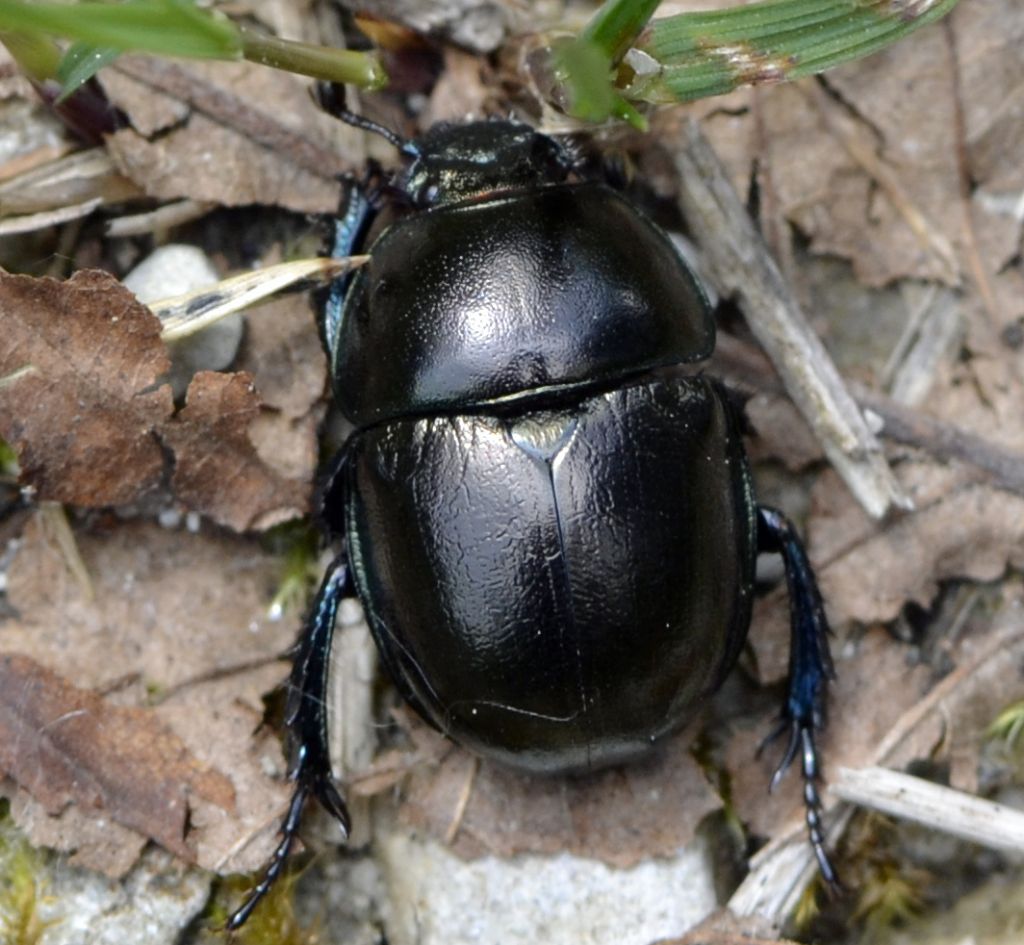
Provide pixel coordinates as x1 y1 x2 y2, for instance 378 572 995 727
399 714 720 865
0 269 315 531
0 515 296 877
99 58 353 214
1 1 1024 942
0 652 234 860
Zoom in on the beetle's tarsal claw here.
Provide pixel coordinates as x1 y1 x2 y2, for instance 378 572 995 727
756 715 790 757
801 731 843 892
225 784 310 932
762 715 842 890
767 720 801 792
801 725 820 779
316 778 351 838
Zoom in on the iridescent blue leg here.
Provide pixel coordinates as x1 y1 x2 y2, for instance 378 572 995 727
319 179 376 365
227 549 354 930
757 505 839 888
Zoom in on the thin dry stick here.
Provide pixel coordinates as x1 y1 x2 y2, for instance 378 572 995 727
730 620 1024 923
444 755 480 845
832 766 1024 852
153 255 369 341
113 57 349 181
673 119 910 519
0 148 140 216
0 197 103 235
714 332 1024 499
804 80 959 284
106 199 216 237
0 140 72 182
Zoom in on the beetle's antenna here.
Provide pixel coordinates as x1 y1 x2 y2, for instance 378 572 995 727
337 109 420 157
313 82 419 157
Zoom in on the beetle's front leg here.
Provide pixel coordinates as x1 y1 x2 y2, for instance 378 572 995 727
320 176 377 365
757 505 839 887
227 549 355 930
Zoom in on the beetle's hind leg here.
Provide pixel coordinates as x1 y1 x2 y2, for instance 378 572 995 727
227 550 355 930
756 505 840 889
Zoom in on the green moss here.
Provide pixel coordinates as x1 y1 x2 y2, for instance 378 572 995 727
0 436 18 478
852 859 926 933
264 522 321 621
202 871 319 945
0 818 56 945
986 699 1024 748
791 874 824 931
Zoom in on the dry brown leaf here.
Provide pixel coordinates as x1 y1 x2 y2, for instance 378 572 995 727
0 269 173 506
699 3 1023 294
743 392 822 471
424 47 492 125
0 653 234 860
99 58 349 214
959 1 1024 196
0 270 316 531
164 371 309 531
400 715 720 866
235 294 328 484
811 462 1024 627
235 295 328 422
7 791 148 877
864 615 1024 796
0 515 295 876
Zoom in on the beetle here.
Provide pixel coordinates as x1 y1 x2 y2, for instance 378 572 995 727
228 108 836 929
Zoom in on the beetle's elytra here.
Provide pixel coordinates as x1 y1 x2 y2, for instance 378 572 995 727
230 109 836 929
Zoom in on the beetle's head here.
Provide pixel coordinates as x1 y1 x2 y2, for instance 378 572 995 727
399 120 574 208
324 90 576 208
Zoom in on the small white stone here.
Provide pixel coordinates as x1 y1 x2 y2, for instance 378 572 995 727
123 245 244 399
377 829 717 945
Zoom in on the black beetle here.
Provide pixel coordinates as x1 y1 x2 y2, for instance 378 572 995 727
229 109 836 928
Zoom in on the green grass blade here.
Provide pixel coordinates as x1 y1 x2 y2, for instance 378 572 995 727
56 43 121 99
0 0 386 92
0 0 241 59
238 27 387 89
579 0 662 64
541 0 661 126
631 0 962 104
0 29 60 80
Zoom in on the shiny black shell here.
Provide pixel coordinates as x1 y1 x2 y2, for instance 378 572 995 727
345 374 756 773
330 121 758 775
332 183 714 427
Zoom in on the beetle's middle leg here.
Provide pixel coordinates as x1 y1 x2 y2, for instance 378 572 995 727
756 504 839 888
227 547 355 930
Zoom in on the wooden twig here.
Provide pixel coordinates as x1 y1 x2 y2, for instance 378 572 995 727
832 766 1024 853
729 620 1024 925
673 119 911 519
715 333 1024 499
0 197 102 235
112 57 349 181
